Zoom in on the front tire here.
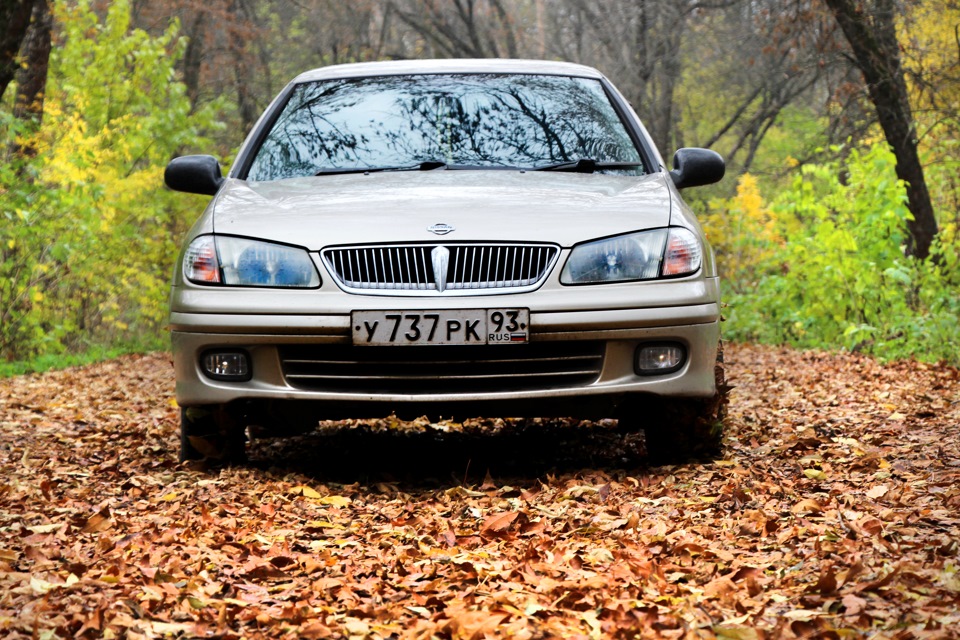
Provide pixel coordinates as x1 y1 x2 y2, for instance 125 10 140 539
179 405 247 463
620 341 728 463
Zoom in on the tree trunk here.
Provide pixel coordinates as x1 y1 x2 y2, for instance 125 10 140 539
181 9 207 113
11 0 51 157
0 0 37 101
823 0 938 259
229 0 258 134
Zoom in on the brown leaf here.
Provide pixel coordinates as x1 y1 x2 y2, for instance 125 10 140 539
81 508 112 534
856 566 900 593
808 563 837 595
791 498 823 515
865 485 889 499
481 511 519 534
440 528 457 547
858 516 884 537
704 576 738 598
841 594 867 617
839 559 865 587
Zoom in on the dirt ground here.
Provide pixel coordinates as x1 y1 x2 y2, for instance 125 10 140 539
1 343 959 638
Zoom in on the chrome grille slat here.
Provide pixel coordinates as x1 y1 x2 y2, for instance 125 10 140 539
322 243 559 296
279 342 604 394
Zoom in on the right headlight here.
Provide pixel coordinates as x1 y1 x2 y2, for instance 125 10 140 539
183 235 321 288
560 227 701 284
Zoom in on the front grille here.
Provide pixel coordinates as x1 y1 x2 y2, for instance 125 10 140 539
279 342 604 394
321 243 560 295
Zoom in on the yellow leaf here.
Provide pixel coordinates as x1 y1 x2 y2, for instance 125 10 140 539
30 576 61 595
223 598 251 607
715 626 760 640
319 495 352 507
803 469 827 480
32 291 44 303
290 485 323 499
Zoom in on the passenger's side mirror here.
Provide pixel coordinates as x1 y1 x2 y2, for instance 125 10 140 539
164 155 224 196
669 148 725 189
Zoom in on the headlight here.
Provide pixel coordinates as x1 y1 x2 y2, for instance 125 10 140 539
560 227 701 284
183 235 320 287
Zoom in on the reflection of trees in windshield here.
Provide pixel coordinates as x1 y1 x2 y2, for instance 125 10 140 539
247 74 643 181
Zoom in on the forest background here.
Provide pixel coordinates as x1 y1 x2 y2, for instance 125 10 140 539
0 0 958 374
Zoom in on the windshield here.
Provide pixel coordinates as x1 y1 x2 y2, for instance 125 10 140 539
246 74 645 181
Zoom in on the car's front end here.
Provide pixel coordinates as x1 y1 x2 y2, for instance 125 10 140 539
165 59 726 462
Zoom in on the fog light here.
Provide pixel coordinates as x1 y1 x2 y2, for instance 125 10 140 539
202 351 251 381
636 344 685 375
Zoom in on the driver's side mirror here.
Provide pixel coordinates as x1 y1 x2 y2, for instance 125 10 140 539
164 155 224 196
669 148 725 189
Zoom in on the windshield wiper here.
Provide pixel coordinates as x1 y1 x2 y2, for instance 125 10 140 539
316 161 447 176
532 159 644 173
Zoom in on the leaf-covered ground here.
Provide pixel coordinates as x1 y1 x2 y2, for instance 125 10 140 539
1 344 959 639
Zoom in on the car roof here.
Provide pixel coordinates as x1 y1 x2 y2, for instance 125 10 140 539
291 58 606 84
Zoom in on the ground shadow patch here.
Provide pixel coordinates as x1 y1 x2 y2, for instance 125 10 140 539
243 417 648 485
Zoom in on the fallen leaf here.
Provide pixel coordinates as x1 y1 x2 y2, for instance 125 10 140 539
481 511 519 534
714 626 760 640
866 485 889 499
791 498 823 515
289 485 323 499
81 508 112 534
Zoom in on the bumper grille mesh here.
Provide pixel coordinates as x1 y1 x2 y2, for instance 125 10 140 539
321 243 559 294
279 342 604 394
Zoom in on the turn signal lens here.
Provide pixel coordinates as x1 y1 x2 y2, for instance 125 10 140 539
661 227 702 276
183 236 221 283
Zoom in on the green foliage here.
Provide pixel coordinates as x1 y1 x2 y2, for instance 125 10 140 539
715 142 960 363
0 339 165 378
0 0 222 363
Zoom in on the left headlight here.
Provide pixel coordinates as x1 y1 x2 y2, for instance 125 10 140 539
560 227 702 285
183 235 321 288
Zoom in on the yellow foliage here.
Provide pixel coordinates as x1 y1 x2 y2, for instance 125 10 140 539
703 174 784 294
900 0 960 103
899 0 960 218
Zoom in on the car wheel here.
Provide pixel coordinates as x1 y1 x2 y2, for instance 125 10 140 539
621 340 728 463
179 405 247 464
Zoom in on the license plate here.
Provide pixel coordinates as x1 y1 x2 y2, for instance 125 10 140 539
352 309 529 346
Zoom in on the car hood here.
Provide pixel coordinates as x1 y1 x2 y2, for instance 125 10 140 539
211 171 674 249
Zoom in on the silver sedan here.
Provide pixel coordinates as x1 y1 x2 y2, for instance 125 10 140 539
164 59 727 463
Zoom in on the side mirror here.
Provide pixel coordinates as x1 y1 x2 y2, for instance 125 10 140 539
669 148 725 189
164 155 224 196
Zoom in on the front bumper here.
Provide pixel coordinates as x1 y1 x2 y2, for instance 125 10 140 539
170 277 721 420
